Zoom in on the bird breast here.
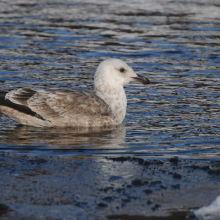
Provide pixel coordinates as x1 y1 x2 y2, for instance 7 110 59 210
96 86 127 124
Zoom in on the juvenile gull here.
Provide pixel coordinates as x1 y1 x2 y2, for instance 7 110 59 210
0 59 150 127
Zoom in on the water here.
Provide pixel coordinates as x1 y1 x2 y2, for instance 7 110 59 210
0 0 220 159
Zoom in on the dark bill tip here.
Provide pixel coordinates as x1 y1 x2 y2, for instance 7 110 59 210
132 74 150 84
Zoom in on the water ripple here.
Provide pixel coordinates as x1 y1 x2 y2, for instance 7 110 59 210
0 0 220 159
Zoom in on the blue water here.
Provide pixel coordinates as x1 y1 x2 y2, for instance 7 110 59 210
0 0 220 159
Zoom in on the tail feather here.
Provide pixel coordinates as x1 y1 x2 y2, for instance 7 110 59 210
0 92 44 120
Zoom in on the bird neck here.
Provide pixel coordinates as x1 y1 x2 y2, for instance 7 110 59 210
96 86 127 123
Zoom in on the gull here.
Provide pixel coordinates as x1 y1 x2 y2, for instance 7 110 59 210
0 59 150 127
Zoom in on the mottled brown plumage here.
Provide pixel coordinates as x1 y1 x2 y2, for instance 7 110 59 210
0 59 150 127
3 88 114 127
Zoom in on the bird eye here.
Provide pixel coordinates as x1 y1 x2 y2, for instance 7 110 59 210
120 68 125 73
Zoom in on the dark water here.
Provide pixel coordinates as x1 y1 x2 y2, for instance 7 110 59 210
0 0 220 159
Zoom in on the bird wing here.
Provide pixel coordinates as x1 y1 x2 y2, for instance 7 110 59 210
5 87 112 123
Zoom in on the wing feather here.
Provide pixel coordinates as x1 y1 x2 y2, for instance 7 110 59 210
6 88 36 106
5 88 112 126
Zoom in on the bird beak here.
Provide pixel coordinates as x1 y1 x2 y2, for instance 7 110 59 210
131 74 150 84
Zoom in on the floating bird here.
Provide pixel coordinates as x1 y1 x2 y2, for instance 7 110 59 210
0 59 150 127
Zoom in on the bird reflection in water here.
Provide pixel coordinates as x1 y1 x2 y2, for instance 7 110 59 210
0 123 126 151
